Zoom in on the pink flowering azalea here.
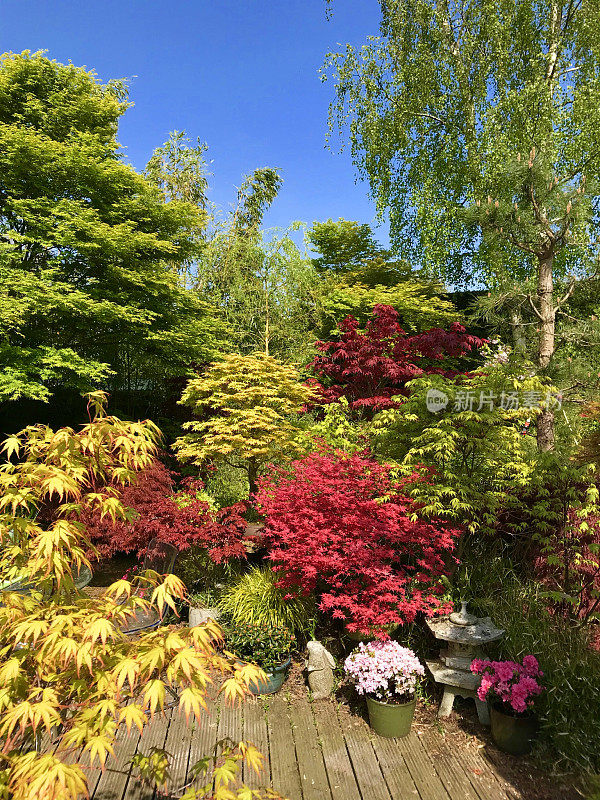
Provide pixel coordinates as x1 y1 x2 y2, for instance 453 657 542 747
344 640 424 703
470 656 544 715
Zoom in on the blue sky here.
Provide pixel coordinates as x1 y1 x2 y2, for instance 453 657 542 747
2 0 389 245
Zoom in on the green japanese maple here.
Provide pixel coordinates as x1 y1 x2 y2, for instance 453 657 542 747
374 364 552 537
0 51 223 406
175 353 314 496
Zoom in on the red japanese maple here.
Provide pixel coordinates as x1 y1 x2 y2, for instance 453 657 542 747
81 460 248 562
308 304 485 411
534 506 600 632
255 451 459 635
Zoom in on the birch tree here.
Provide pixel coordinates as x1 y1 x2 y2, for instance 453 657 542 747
324 0 600 450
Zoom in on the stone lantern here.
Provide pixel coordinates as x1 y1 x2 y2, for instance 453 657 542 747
425 602 504 726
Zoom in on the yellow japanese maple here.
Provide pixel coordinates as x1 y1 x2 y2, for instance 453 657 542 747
0 393 278 800
175 353 314 495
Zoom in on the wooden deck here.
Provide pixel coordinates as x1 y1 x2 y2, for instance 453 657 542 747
75 693 543 800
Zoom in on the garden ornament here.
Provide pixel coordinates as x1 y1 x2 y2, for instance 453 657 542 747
306 640 336 699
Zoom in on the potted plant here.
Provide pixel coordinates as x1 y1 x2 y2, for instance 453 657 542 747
225 621 294 695
344 640 424 738
470 656 544 756
188 588 221 627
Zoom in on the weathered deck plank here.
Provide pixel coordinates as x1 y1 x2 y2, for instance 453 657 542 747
419 726 484 800
243 697 270 791
266 694 303 800
217 694 243 748
289 696 331 800
312 701 361 800
185 696 221 795
92 714 144 800
396 731 451 800
162 708 193 796
341 708 391 800
82 692 540 800
370 733 420 800
122 708 172 800
460 742 518 800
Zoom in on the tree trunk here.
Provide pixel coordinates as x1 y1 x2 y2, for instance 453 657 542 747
536 250 556 451
510 308 527 356
248 457 259 498
264 291 270 356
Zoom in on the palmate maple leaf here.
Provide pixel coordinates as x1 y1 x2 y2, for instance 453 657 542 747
256 450 460 635
309 304 484 413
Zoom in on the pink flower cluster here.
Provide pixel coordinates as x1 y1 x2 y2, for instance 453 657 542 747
344 640 425 702
470 656 544 714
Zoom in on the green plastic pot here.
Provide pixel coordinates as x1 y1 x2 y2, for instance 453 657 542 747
245 658 291 696
366 696 416 738
490 704 538 756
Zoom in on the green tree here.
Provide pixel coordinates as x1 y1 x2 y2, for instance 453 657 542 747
144 130 211 290
324 1 600 450
373 365 549 537
308 218 460 332
197 172 324 361
308 218 383 274
175 353 314 496
0 51 223 409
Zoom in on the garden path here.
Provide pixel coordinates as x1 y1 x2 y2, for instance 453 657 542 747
81 693 544 800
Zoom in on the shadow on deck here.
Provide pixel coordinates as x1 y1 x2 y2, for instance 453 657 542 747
72 691 577 800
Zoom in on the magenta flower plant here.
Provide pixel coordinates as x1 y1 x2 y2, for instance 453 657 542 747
470 656 544 715
344 640 425 703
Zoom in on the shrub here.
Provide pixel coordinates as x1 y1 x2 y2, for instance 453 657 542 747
459 540 600 774
344 641 424 702
0 393 270 800
79 460 249 563
255 451 459 635
533 493 600 627
218 566 314 636
308 303 484 413
176 545 244 597
224 621 294 672
297 397 370 455
373 366 552 535
175 353 315 496
470 656 545 714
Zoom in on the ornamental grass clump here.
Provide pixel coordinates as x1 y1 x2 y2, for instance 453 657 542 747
344 641 424 703
218 566 313 636
471 656 544 715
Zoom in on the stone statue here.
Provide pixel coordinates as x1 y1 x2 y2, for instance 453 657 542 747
306 640 335 699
